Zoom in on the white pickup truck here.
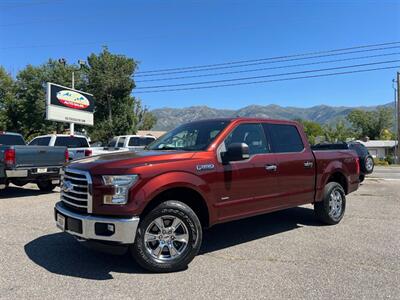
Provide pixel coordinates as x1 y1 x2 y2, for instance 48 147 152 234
29 134 128 160
107 135 156 151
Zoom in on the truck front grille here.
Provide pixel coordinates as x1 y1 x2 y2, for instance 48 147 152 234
60 168 92 213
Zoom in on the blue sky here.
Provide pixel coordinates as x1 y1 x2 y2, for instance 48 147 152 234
0 0 399 109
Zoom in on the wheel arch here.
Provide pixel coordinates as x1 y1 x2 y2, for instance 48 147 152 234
142 186 210 228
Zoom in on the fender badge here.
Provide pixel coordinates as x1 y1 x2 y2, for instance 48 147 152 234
196 164 215 171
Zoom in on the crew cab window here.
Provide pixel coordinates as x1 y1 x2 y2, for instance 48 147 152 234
29 137 51 146
117 137 126 147
224 123 268 155
265 124 304 153
0 134 26 146
54 137 89 148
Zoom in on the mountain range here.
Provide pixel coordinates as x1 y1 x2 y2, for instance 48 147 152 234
151 102 395 131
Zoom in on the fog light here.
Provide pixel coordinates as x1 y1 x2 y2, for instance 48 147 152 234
107 224 115 233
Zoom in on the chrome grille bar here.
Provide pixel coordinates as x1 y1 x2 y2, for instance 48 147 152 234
60 168 92 213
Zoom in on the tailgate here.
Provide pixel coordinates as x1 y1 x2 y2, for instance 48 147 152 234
14 146 66 167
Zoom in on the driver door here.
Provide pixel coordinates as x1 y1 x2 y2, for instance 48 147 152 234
212 123 279 222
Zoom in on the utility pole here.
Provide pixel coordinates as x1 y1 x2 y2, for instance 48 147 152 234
397 72 400 164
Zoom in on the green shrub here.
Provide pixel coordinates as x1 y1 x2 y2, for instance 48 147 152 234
373 158 389 166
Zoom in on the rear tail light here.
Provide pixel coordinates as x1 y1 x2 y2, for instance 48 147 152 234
355 157 360 175
4 149 16 166
84 149 92 157
65 149 69 162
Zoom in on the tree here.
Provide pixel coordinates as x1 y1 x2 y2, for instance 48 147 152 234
323 120 353 142
347 108 394 140
380 128 394 140
134 99 157 131
295 119 324 145
86 47 140 142
0 67 18 131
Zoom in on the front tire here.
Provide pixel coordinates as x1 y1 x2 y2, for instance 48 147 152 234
131 200 202 273
314 182 346 225
37 181 56 192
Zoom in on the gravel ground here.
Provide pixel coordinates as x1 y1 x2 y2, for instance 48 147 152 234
0 178 399 299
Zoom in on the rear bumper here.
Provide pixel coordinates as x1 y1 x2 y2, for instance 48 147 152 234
5 166 61 179
54 202 139 244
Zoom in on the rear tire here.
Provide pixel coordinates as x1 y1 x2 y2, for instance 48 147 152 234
314 182 346 225
364 155 374 174
359 174 365 183
37 181 56 192
131 200 202 273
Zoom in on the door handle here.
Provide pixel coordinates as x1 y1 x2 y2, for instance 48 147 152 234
265 164 277 172
304 161 314 168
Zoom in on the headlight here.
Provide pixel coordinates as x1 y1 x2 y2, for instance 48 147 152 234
102 175 139 205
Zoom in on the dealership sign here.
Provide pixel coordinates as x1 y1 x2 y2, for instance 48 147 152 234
46 83 94 126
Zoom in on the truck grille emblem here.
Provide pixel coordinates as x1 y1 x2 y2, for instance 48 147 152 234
61 180 73 193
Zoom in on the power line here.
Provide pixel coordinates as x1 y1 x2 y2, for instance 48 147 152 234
135 52 400 82
136 60 400 89
136 41 400 74
135 45 400 77
134 65 400 94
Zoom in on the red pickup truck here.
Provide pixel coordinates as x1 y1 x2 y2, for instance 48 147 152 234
54 118 360 272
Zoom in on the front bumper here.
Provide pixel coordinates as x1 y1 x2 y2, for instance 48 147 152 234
54 202 139 244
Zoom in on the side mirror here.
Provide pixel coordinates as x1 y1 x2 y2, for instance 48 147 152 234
221 143 250 164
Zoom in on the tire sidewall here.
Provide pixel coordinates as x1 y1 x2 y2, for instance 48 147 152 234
323 182 346 224
132 201 202 272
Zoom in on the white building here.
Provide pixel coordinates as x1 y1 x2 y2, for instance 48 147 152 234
357 140 398 159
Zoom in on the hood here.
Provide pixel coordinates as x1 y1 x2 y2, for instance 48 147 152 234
67 150 196 175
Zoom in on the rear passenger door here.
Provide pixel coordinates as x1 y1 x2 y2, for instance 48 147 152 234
263 123 315 206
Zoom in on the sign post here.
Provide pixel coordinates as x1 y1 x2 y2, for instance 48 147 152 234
46 83 94 129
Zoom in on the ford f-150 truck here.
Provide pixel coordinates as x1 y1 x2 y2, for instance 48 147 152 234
54 118 360 272
0 132 68 191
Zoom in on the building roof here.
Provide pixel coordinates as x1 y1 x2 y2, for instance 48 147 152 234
357 140 398 148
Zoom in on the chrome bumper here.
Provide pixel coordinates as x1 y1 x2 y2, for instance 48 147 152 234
55 202 139 244
6 170 28 177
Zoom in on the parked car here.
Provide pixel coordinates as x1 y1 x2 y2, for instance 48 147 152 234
54 118 360 272
0 132 67 191
107 135 156 151
311 141 374 182
29 134 128 160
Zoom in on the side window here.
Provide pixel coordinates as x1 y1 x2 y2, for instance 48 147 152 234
224 123 269 155
265 124 304 153
117 137 126 147
77 137 89 148
128 137 140 146
29 137 51 146
107 137 118 147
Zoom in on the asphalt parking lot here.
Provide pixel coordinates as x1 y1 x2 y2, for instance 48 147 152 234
0 171 399 299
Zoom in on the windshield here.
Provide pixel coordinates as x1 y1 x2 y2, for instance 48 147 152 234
147 120 231 151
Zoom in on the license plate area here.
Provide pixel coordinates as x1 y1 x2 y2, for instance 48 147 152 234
36 168 47 173
56 214 65 230
56 213 83 234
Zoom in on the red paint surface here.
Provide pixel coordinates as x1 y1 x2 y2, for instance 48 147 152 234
68 118 360 226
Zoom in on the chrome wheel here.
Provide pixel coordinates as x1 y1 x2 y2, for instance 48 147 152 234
365 157 374 172
328 189 343 220
144 215 189 261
